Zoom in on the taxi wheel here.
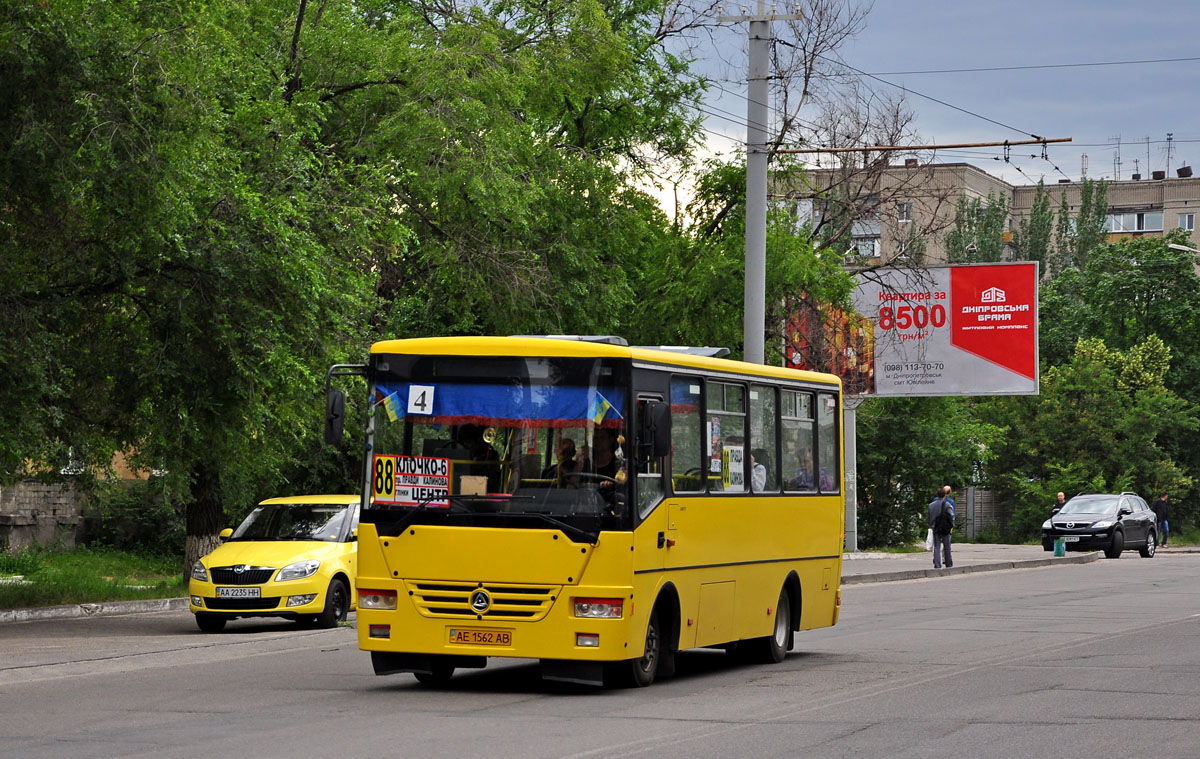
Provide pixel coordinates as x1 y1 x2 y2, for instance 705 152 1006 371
315 578 350 629
195 613 226 633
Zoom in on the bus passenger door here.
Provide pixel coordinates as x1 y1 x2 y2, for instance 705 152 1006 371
633 396 670 576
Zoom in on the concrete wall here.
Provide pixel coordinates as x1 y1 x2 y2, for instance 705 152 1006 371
0 481 85 551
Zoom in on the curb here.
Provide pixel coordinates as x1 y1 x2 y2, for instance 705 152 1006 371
0 597 189 625
842 551 1102 585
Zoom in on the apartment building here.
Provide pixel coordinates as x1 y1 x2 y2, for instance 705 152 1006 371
787 161 1200 265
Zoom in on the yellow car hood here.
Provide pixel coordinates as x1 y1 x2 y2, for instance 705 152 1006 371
202 540 339 568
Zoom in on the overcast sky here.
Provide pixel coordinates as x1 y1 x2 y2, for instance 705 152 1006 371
695 0 1200 187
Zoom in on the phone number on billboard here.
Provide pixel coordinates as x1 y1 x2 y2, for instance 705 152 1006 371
884 362 945 372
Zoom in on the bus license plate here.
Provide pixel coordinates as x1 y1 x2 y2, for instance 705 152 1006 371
1063 536 1080 543
217 587 261 598
448 628 512 646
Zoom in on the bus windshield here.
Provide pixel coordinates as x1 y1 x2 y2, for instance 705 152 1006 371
365 354 630 535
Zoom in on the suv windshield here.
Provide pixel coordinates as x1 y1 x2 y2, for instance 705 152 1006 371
232 503 356 542
366 354 630 536
1058 495 1120 516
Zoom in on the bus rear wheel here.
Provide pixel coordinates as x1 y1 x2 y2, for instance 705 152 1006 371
748 587 791 663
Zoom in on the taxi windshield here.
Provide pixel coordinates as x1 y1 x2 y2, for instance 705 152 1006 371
231 503 354 542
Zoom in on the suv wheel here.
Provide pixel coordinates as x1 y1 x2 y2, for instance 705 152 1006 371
1104 529 1124 559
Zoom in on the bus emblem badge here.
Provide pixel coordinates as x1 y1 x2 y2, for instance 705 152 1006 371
470 589 491 613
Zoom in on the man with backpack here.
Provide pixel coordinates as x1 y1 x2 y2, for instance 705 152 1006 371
927 485 956 569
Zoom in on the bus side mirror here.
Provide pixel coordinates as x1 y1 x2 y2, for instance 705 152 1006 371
639 401 671 461
324 389 346 446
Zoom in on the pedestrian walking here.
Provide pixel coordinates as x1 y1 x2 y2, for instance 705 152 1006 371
927 485 956 569
1153 492 1169 548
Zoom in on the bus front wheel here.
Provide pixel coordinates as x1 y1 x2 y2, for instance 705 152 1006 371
610 608 661 687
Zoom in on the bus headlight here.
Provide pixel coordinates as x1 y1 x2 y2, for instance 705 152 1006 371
574 597 623 619
359 589 398 610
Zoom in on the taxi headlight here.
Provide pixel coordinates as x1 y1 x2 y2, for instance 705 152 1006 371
191 561 208 582
277 560 320 581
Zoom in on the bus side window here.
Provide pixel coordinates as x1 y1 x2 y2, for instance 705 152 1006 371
670 378 703 492
750 384 779 492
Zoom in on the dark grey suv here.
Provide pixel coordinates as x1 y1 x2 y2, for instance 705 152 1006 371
1042 492 1157 559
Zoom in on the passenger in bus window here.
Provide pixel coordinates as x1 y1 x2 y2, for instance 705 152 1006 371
791 451 816 491
751 448 768 492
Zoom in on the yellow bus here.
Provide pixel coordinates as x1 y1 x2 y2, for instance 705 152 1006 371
324 336 844 687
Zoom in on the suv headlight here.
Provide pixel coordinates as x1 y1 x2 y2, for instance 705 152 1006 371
277 559 320 581
1041 519 1052 530
191 560 208 582
1091 520 1113 530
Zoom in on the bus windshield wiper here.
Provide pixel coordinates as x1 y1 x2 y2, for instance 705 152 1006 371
506 511 599 544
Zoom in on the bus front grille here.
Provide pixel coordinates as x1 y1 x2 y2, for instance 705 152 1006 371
407 581 559 620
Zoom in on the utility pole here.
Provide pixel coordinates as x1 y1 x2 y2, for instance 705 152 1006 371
720 2 800 365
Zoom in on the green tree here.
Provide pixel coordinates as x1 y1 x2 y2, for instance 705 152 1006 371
854 397 1000 547
976 336 1196 539
1050 178 1108 274
1013 180 1053 267
633 157 854 357
944 191 1009 263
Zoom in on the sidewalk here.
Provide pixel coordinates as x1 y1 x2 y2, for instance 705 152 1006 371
3 543 1190 623
841 542 1101 584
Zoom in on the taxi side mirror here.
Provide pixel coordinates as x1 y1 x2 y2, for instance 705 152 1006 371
218 528 233 541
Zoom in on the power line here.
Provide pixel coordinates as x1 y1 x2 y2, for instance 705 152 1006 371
805 48 1047 140
867 55 1200 76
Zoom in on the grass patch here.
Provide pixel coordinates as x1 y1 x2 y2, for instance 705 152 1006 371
0 545 186 610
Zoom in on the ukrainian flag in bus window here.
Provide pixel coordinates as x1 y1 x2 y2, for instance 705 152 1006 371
589 393 612 424
382 392 401 422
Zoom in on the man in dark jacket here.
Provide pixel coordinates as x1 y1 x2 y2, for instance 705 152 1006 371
1153 492 1169 548
927 486 955 569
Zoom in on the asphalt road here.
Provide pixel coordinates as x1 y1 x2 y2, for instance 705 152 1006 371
2 555 1198 759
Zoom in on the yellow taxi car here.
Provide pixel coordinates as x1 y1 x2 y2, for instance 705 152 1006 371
189 495 359 633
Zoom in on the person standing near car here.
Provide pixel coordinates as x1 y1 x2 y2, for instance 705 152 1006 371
1154 492 1170 548
1052 491 1066 514
927 486 955 569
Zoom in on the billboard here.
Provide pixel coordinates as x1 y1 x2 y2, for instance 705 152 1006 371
787 262 1039 397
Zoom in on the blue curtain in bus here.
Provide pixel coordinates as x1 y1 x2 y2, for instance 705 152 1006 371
376 383 624 428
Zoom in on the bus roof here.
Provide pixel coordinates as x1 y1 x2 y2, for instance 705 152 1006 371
369 336 841 388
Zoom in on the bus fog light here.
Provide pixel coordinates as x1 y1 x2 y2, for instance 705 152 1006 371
359 589 398 610
576 633 600 647
369 624 391 639
574 597 623 619
287 594 317 607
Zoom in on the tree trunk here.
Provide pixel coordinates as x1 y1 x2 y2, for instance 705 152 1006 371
183 461 226 581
